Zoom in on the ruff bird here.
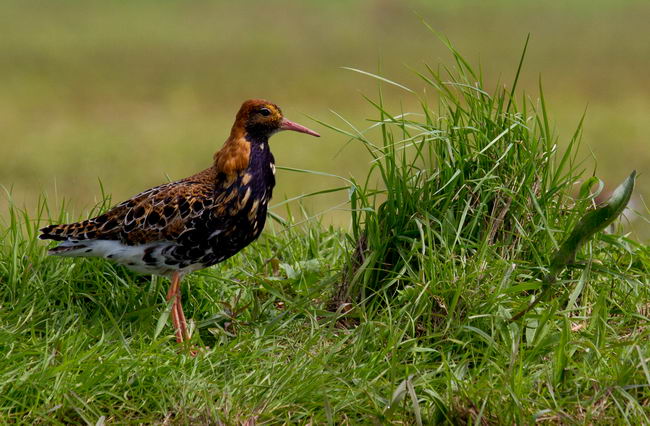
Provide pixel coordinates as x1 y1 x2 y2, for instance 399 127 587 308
40 99 320 344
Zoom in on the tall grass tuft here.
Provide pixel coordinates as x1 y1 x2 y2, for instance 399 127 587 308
324 39 643 327
314 40 649 422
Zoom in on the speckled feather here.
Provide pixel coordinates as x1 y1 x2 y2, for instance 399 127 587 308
39 99 288 277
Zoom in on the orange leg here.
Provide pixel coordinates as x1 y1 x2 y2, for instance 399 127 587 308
166 271 185 343
174 284 190 341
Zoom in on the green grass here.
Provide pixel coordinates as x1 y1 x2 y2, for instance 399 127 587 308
2 38 649 423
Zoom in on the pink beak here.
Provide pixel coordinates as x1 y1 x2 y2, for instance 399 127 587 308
280 118 320 137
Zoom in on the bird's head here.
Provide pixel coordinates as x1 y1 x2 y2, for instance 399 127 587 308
233 99 320 141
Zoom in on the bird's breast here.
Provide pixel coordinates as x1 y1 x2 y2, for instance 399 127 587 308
211 145 275 241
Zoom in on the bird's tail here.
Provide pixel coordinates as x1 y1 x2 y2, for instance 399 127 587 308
40 221 94 256
39 219 99 241
39 223 74 241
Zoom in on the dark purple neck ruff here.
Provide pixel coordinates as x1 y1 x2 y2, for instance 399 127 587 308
160 134 276 270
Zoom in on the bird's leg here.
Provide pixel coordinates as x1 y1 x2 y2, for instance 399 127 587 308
174 284 190 341
166 271 184 343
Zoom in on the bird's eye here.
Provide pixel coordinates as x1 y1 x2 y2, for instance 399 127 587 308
259 108 271 117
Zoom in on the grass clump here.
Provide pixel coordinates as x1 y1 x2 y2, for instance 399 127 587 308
328 39 581 308
322 39 650 421
1 40 649 423
327 38 641 313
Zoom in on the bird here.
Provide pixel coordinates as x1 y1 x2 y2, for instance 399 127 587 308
39 99 320 345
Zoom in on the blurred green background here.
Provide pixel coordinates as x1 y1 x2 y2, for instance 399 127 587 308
1 0 648 237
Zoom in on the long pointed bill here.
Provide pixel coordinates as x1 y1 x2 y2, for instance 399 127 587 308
280 118 320 137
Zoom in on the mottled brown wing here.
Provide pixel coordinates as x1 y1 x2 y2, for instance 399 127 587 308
40 174 219 245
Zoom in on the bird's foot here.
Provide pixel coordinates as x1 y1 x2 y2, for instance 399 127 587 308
178 344 210 357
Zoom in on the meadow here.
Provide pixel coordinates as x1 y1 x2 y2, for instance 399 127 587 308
1 0 649 423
